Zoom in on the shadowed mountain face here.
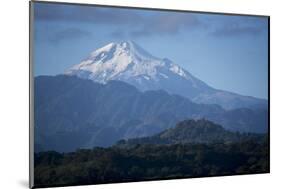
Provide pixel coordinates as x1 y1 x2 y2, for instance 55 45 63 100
65 41 267 110
34 75 268 152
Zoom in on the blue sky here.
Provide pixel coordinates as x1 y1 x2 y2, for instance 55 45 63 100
33 2 268 99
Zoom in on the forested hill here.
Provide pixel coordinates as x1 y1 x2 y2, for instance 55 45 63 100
116 119 266 147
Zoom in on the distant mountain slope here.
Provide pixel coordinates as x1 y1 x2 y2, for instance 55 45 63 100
34 75 268 152
117 119 266 147
65 41 267 110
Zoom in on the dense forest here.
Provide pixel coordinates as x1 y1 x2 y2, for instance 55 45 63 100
34 119 269 188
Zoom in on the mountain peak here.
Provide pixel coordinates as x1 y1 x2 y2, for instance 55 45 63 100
66 41 190 84
65 41 209 94
88 41 156 61
119 40 136 47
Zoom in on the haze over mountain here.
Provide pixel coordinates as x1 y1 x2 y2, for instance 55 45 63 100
34 75 268 152
65 41 267 110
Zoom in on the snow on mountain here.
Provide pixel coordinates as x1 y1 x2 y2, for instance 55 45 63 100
67 41 195 84
65 41 267 110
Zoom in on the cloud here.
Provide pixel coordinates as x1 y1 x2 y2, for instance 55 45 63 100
35 2 204 38
34 3 143 25
210 17 267 37
109 13 204 38
212 24 263 37
131 13 203 37
35 2 268 40
49 28 92 44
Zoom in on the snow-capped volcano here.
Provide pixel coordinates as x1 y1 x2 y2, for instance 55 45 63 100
65 41 267 110
65 41 207 90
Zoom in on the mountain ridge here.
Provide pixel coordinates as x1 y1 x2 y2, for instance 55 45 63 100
34 75 268 152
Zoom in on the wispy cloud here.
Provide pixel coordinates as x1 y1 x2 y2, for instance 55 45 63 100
210 17 267 37
130 13 203 37
35 2 204 39
34 3 142 25
49 28 92 44
212 24 263 37
35 2 267 40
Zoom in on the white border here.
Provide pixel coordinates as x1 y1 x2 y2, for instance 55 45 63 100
1 0 281 189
